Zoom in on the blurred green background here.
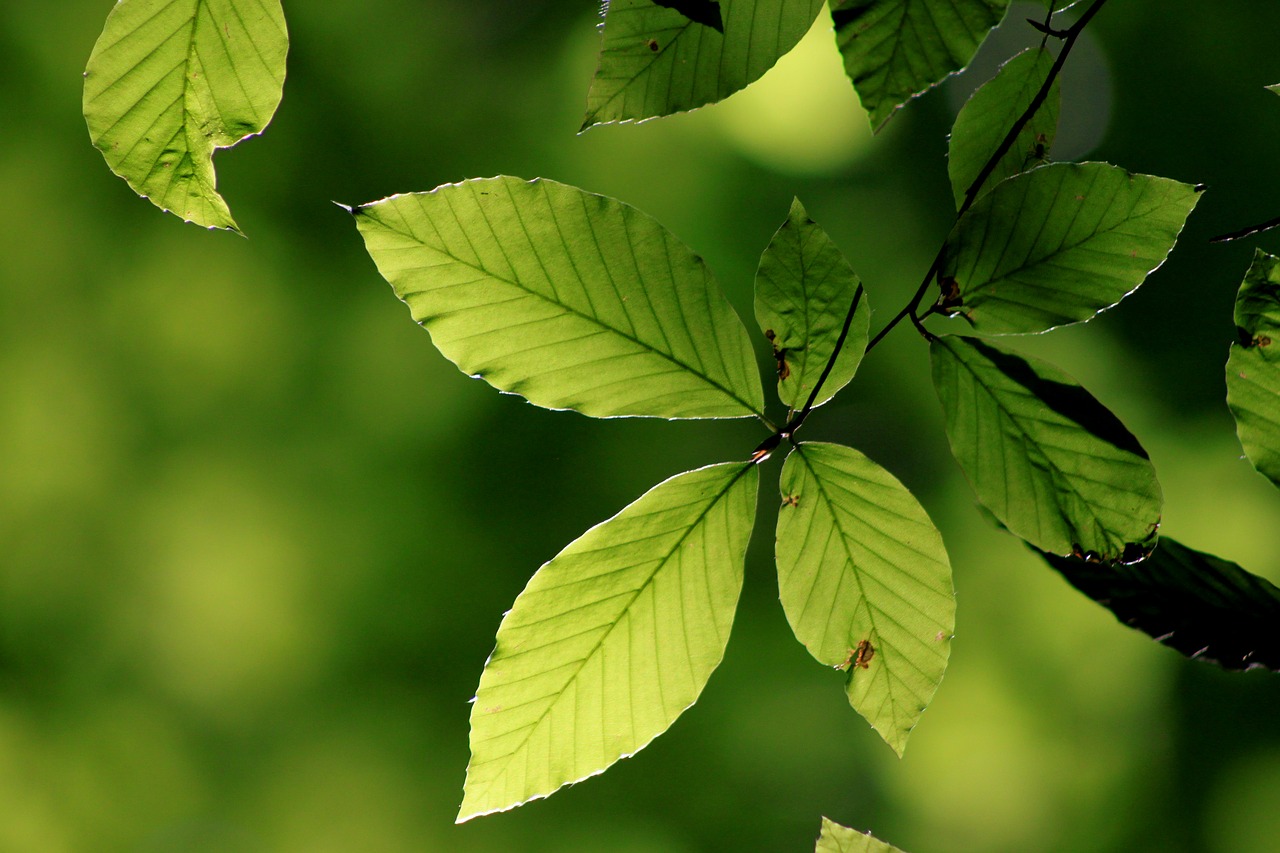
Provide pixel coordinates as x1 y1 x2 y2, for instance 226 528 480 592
2 1 1279 850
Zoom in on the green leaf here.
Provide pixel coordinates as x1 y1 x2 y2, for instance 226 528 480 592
940 162 1202 334
754 199 870 410
930 336 1161 562
947 47 1060 209
1226 250 1280 489
1267 83 1280 97
1038 537 1280 672
459 462 758 821
816 817 909 853
830 0 1010 130
777 442 953 754
353 177 765 420
83 0 288 232
583 0 824 128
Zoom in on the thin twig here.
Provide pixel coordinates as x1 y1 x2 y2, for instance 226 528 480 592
1210 214 1280 244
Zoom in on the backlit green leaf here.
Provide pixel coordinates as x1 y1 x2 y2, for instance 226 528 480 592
1226 249 1280 489
83 0 288 232
947 47 1059 209
931 336 1161 561
583 0 824 128
754 199 870 410
940 162 1201 334
1039 537 1280 672
816 817 909 853
460 462 758 820
830 0 1010 130
777 442 953 754
354 177 765 420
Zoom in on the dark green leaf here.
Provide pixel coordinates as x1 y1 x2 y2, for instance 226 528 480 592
460 462 758 820
354 177 765 420
947 47 1059 208
653 0 725 31
777 443 954 754
940 163 1201 334
830 0 1010 130
1226 250 1280 489
584 0 824 128
930 336 1161 561
83 0 288 232
816 817 909 853
754 199 870 410
1039 537 1280 672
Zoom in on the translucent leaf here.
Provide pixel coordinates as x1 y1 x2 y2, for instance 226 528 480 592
583 0 824 128
930 336 1161 562
1226 250 1280 489
940 163 1202 334
754 199 870 410
947 47 1060 209
777 442 954 754
1039 537 1280 672
83 0 288 232
816 817 909 853
460 462 758 820
830 0 1010 130
354 177 765 420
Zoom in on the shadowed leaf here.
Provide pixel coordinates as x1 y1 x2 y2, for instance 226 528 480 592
817 817 909 852
755 199 870 410
354 177 764 420
777 443 954 754
947 47 1059 208
653 0 725 31
1038 537 1280 672
931 336 1161 561
940 162 1201 334
1227 250 1280 489
83 0 288 232
584 0 824 127
830 0 1010 130
460 462 758 820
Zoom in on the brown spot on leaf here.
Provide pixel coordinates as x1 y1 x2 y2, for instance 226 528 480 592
782 493 800 508
765 329 791 380
646 38 660 52
853 639 875 669
938 276 963 314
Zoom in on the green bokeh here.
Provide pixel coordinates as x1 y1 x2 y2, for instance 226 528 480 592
1 1 1278 850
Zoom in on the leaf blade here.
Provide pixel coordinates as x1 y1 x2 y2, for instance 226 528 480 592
1227 250 1280 489
817 817 909 853
83 0 288 231
777 442 954 754
941 162 1201 334
584 0 824 127
754 199 870 409
1038 537 1280 672
831 0 1010 130
460 461 758 820
930 336 1161 561
947 47 1060 208
354 177 765 420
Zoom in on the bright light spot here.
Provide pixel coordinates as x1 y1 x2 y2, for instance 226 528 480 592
708 12 871 174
